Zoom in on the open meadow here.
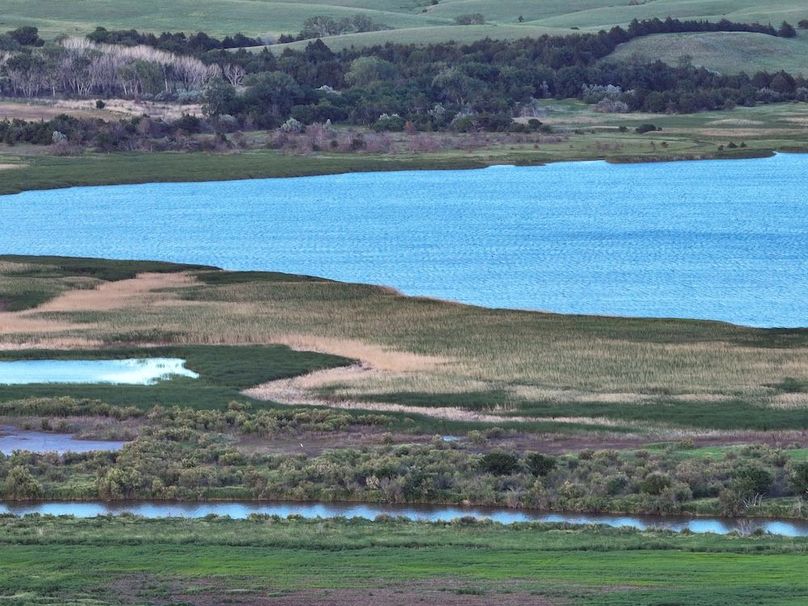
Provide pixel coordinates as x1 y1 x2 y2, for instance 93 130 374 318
0 0 805 45
1 517 808 606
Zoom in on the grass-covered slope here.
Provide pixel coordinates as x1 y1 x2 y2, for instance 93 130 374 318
1 0 805 42
608 31 808 76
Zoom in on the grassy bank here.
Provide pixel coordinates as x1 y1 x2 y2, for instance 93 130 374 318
0 102 806 195
0 516 806 605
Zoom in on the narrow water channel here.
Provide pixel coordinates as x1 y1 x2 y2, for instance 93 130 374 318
1 501 806 537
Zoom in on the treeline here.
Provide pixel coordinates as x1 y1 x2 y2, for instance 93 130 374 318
2 17 807 133
198 16 808 128
277 14 391 44
625 16 797 38
87 27 264 53
0 113 233 152
1 36 219 99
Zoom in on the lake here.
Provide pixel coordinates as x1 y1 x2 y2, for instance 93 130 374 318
0 358 199 385
1 500 806 536
2 154 806 326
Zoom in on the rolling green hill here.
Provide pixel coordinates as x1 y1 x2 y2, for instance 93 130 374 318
268 23 574 52
0 0 806 44
607 30 808 76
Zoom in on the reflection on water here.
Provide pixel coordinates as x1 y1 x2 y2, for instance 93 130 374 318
0 500 806 537
0 426 127 455
0 358 199 385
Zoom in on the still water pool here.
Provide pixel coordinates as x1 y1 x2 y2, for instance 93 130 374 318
0 358 198 385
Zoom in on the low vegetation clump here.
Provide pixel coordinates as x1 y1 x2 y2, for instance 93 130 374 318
2 402 807 518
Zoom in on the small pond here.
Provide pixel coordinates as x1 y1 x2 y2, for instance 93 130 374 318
1 501 806 537
0 358 199 385
0 426 127 455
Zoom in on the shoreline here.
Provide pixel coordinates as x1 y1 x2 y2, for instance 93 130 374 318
0 145 792 197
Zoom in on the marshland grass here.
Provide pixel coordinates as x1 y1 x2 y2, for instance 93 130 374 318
0 516 807 605
2 259 805 430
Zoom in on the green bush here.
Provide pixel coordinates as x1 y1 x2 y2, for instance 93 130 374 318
479 452 519 475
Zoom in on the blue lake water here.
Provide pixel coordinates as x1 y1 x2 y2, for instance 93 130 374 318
1 500 806 536
0 358 198 385
1 154 806 326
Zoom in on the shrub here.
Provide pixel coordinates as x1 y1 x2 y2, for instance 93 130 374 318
635 123 660 134
789 462 808 498
479 452 519 475
4 466 42 499
640 472 672 495
526 453 556 477
455 13 485 25
731 466 773 497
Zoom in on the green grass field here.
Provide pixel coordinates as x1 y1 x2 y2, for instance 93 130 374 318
1 0 806 43
0 517 807 605
608 30 808 76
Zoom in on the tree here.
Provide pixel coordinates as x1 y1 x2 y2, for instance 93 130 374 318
455 14 485 25
345 56 397 87
431 68 484 105
731 466 773 498
778 21 797 38
8 26 44 47
770 71 796 94
203 78 239 116
243 71 302 118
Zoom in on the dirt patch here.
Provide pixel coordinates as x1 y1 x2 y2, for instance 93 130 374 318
0 271 196 342
221 587 557 606
273 334 449 373
0 99 202 122
36 271 196 313
486 429 808 454
243 364 621 427
244 364 528 423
